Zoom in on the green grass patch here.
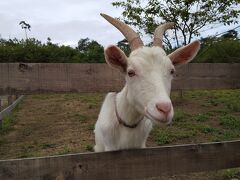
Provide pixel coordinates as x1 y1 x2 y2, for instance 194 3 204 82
41 143 57 149
216 168 240 180
197 125 219 134
87 124 95 131
71 113 88 122
219 115 240 129
85 144 94 152
173 109 190 123
63 93 104 106
31 94 58 100
192 113 210 122
58 145 72 155
0 113 15 133
151 126 197 145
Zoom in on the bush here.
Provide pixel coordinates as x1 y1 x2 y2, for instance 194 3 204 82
0 38 105 63
195 38 240 63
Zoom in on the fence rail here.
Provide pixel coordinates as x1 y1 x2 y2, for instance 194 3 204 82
0 63 239 95
0 140 240 180
0 95 23 124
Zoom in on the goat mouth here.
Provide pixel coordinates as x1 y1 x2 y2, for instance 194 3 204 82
145 110 168 124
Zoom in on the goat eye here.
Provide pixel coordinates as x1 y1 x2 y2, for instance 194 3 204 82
170 69 175 75
127 70 136 77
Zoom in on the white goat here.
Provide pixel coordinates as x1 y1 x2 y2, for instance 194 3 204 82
94 14 200 152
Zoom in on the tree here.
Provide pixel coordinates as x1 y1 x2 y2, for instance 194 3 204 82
112 0 240 49
19 21 31 39
222 30 238 39
77 38 104 62
117 39 131 55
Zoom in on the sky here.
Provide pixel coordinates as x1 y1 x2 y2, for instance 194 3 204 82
0 0 124 47
0 0 239 48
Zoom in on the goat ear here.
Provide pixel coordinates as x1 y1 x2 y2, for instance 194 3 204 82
104 45 128 72
168 41 200 66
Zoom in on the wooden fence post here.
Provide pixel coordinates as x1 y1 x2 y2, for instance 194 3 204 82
0 97 2 129
7 95 13 106
178 90 184 99
0 97 2 112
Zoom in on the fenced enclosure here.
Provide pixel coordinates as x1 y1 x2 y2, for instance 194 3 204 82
0 63 240 180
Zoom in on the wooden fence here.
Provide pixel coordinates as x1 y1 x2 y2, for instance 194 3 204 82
0 95 24 127
0 140 240 180
0 63 239 95
0 63 240 179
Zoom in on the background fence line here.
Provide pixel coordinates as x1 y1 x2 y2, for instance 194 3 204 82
0 63 239 95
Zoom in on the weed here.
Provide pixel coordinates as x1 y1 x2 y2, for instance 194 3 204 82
71 113 88 122
87 124 95 131
58 145 72 155
41 143 56 149
217 168 240 180
86 144 94 152
219 115 240 129
226 101 240 112
199 126 218 134
32 94 55 100
208 99 219 106
192 113 210 122
0 114 15 133
152 127 197 145
173 109 189 122
154 130 175 145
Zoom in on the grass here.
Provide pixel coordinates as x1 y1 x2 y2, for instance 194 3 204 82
0 90 239 179
220 115 240 129
40 143 57 149
192 113 210 122
149 90 240 146
216 169 240 180
0 104 21 152
0 113 15 134
85 144 94 152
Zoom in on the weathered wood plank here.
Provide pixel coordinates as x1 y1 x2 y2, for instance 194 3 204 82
0 63 239 95
0 140 240 180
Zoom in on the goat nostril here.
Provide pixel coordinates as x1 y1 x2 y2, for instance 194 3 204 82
156 103 171 114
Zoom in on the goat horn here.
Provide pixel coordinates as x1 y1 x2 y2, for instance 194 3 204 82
153 22 175 48
100 13 144 51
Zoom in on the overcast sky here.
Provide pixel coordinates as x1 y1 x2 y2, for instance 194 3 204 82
0 0 239 47
0 0 124 47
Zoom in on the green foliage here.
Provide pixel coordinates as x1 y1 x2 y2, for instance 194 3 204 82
173 109 189 122
77 38 104 63
217 169 240 180
196 38 240 63
112 0 240 48
0 113 15 133
192 113 210 122
220 115 240 129
85 144 94 152
0 38 104 63
117 39 131 56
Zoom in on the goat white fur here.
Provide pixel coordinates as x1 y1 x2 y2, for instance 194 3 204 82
94 14 200 152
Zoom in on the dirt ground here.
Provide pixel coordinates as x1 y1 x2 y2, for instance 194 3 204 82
0 90 240 179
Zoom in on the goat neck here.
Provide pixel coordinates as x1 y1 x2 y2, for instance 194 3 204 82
116 86 144 127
